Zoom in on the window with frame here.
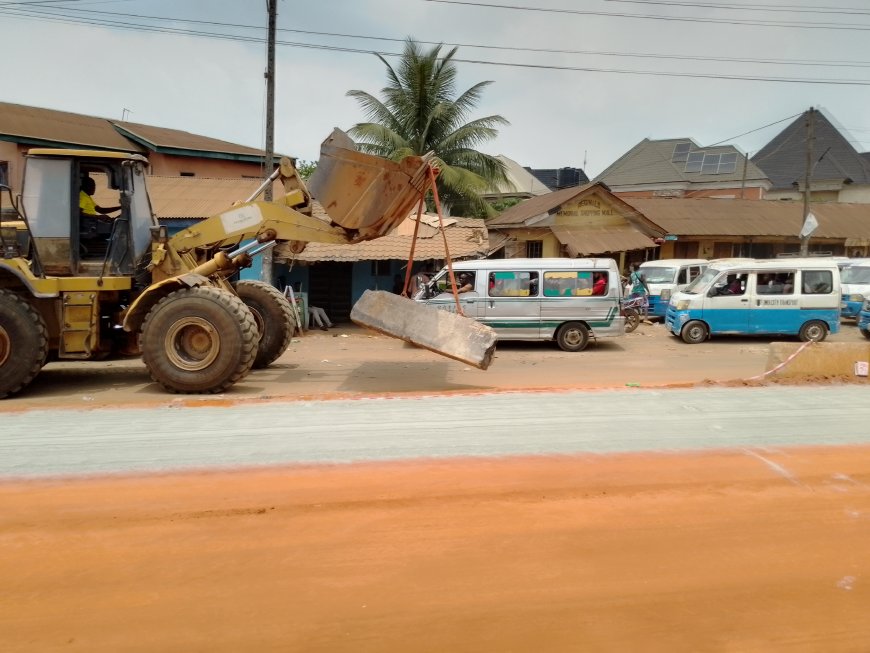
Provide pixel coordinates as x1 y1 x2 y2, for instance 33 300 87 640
488 271 538 297
543 270 596 296
756 271 795 295
526 240 543 258
801 270 833 294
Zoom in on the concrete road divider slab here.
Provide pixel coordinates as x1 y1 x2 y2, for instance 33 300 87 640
351 290 497 370
766 342 870 380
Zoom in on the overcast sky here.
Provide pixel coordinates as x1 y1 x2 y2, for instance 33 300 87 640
2 0 869 178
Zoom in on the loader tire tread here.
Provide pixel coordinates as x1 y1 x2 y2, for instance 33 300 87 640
0 289 49 399
233 280 295 368
140 286 258 394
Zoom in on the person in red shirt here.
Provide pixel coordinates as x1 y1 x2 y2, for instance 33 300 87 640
592 273 607 296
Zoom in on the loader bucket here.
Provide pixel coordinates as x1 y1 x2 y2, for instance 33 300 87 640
308 129 431 242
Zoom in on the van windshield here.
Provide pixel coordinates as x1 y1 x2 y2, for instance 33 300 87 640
639 267 677 284
683 267 719 294
841 266 870 284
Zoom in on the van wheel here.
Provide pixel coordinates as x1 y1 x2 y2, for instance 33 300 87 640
799 320 827 343
557 322 589 352
681 320 708 344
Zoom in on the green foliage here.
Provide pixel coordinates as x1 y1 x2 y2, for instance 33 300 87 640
295 159 317 181
347 39 510 217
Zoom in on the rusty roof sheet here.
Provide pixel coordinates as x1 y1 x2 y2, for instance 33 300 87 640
93 176 282 219
486 183 601 226
0 101 139 151
551 226 659 256
113 121 270 157
276 217 488 262
625 198 870 238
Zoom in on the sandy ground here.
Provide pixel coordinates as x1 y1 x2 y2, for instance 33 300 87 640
5 319 868 411
3 323 870 651
2 448 870 652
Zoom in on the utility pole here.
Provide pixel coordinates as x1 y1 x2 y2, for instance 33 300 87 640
261 0 277 285
800 107 815 256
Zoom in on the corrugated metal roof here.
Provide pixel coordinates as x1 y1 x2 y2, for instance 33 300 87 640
0 101 270 159
551 226 658 256
486 183 599 226
0 101 139 151
626 198 870 238
113 121 270 157
275 218 488 262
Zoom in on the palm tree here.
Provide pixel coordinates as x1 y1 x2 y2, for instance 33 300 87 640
347 39 510 217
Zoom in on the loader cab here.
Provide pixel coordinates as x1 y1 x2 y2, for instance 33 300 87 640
21 149 156 277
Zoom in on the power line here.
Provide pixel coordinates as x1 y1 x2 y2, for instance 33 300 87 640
602 0 870 17
6 4 870 69
707 112 803 147
423 0 870 31
4 6 870 86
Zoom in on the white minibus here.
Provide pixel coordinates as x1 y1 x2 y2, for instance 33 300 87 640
638 259 708 318
665 258 841 343
415 258 624 352
839 258 870 319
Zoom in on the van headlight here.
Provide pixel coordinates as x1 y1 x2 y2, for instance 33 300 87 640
660 289 671 301
675 300 691 311
864 298 870 310
849 294 865 303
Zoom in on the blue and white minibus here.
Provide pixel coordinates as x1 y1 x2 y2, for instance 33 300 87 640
638 259 708 318
839 259 870 319
665 258 841 344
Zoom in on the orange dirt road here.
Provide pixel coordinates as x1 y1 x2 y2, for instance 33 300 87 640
2 446 870 652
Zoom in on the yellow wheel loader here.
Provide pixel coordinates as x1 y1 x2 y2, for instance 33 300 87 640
0 129 432 397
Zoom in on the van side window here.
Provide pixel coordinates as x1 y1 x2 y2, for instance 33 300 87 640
713 273 745 296
802 270 833 294
757 271 794 295
488 271 538 297
543 271 595 296
688 266 702 282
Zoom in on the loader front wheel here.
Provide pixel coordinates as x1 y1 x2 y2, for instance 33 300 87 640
0 289 49 399
140 286 258 394
234 280 295 368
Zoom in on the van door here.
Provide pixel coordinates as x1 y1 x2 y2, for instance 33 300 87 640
751 270 799 334
482 269 540 338
705 271 750 333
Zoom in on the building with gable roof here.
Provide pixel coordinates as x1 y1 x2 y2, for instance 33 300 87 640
751 108 870 204
0 101 278 192
595 137 770 200
486 182 664 269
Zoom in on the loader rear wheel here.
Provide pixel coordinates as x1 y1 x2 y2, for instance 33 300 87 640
140 286 258 394
234 280 295 369
0 289 49 399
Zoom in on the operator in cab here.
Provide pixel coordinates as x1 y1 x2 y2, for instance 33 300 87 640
79 175 120 219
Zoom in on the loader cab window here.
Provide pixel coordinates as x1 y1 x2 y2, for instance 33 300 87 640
78 166 122 259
